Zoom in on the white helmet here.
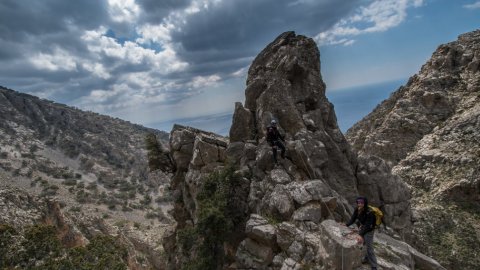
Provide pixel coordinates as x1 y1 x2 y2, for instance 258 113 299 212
271 119 277 125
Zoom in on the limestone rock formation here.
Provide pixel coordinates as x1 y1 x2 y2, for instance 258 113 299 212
165 31 442 270
346 29 480 269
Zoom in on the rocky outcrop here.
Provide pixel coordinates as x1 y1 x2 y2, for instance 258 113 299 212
346 30 480 269
227 31 421 269
164 124 234 268
165 32 441 269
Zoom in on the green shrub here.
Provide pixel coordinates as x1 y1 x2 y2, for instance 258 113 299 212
140 194 152 205
70 206 82 212
86 182 97 191
0 223 128 269
76 190 91 204
76 181 85 189
177 165 243 269
12 168 20 176
21 224 62 264
62 179 77 186
0 224 17 267
41 184 59 197
29 144 39 153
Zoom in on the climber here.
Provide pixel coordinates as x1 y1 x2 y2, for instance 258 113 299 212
345 196 378 270
266 119 286 164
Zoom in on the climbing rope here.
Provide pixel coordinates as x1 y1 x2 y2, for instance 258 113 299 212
297 149 315 179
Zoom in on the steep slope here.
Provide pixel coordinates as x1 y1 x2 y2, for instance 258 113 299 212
346 30 480 269
0 86 174 269
164 32 444 270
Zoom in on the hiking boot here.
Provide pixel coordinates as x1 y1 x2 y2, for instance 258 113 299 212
361 257 368 264
371 268 377 270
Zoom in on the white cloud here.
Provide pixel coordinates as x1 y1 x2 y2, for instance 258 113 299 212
81 27 188 74
136 23 173 44
316 0 424 46
30 47 78 72
231 66 248 78
189 74 221 89
82 62 111 79
463 1 480 9
107 0 140 23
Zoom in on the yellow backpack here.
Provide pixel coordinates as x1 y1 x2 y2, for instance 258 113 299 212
368 206 384 226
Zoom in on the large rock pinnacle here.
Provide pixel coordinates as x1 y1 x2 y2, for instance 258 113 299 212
232 31 332 140
230 31 357 201
164 32 443 270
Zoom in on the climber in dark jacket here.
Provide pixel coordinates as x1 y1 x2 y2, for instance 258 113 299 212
266 119 285 164
345 196 378 270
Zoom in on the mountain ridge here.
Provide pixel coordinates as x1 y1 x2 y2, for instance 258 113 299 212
346 29 480 269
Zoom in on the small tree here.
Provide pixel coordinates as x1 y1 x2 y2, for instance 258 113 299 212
145 133 163 172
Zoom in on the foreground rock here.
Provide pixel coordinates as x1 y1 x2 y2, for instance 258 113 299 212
346 29 480 269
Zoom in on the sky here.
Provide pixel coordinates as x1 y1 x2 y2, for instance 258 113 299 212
0 0 479 134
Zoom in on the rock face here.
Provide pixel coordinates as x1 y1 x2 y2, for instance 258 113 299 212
346 31 480 166
165 32 442 270
346 30 480 269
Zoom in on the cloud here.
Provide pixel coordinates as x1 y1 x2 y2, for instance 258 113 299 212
0 0 427 131
463 1 480 9
315 0 424 46
136 0 192 23
169 0 358 66
0 0 358 112
30 47 78 72
107 0 141 23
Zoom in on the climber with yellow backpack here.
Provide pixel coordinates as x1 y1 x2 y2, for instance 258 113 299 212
344 196 382 270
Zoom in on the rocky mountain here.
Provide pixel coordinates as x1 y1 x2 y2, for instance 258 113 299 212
346 30 480 269
163 32 445 270
0 86 173 269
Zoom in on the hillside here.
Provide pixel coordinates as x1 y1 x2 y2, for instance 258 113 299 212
0 86 173 269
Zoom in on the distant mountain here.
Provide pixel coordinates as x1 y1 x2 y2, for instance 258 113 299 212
0 85 173 269
346 29 480 269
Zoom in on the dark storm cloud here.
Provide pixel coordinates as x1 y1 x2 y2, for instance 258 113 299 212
0 0 364 123
0 0 144 96
0 0 109 82
137 0 192 23
0 0 109 41
170 0 359 69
